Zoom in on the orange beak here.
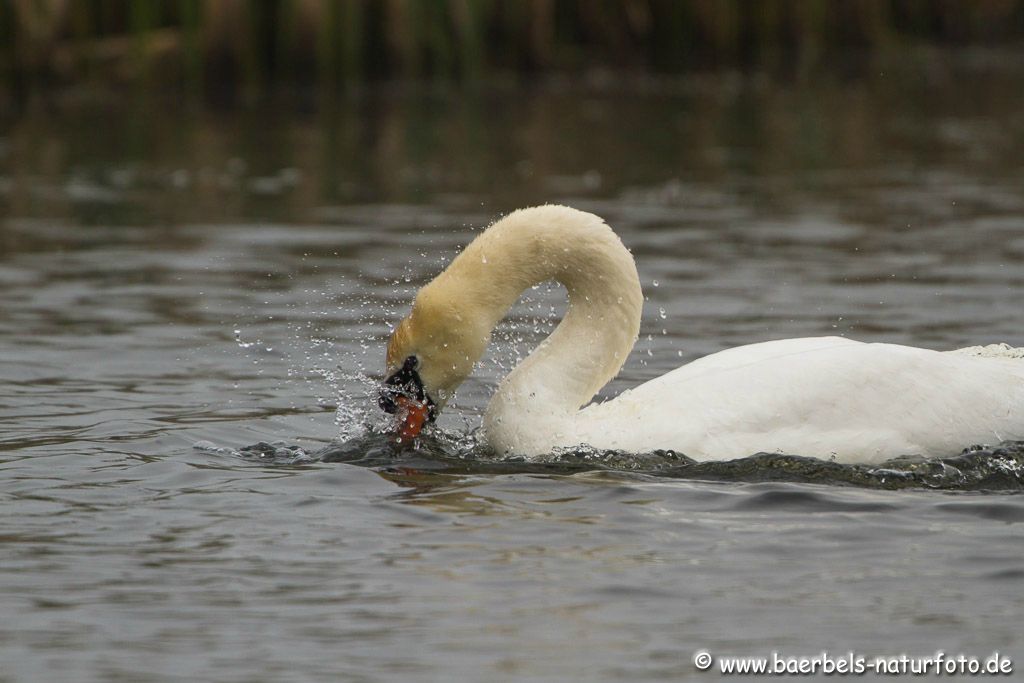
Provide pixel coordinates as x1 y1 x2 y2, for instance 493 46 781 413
395 395 429 442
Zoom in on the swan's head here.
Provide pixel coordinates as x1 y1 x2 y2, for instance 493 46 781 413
379 286 490 437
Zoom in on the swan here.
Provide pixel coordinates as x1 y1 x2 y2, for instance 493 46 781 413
378 205 1024 463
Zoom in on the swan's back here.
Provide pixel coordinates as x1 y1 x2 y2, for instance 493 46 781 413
578 337 1024 463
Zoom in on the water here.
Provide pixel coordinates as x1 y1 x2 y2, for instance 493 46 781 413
3 59 1024 681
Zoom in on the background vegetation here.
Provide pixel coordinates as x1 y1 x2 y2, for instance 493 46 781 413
4 0 1024 100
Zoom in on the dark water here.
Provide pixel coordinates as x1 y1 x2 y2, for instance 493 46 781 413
3 59 1024 681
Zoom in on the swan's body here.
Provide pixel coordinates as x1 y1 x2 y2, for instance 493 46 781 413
382 205 1024 464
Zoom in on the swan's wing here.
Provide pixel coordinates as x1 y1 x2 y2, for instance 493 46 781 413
949 342 1024 360
580 338 1024 462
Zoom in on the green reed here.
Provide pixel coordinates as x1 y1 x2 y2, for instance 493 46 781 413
2 0 1023 95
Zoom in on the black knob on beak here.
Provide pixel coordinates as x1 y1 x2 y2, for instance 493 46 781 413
380 355 424 414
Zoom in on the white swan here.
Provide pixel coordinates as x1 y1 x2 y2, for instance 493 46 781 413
379 205 1024 463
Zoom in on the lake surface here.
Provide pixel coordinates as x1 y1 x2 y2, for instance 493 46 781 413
2 57 1024 681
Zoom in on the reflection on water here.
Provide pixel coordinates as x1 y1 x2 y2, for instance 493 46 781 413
5 59 1024 226
226 435 1024 492
2 61 1024 681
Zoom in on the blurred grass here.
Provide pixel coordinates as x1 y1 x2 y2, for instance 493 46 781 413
2 0 1024 99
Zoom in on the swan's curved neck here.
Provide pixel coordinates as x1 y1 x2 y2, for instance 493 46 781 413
424 206 643 417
